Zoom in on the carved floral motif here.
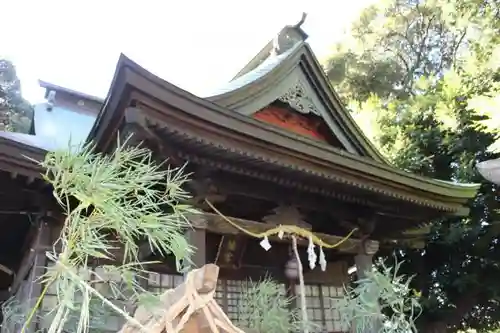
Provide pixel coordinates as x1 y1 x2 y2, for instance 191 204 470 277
278 82 321 116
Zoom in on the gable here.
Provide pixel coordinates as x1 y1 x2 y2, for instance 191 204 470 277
253 105 329 142
270 69 360 153
207 43 382 160
253 102 348 149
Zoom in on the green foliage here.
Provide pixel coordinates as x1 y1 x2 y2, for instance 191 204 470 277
339 260 421 333
236 278 305 333
2 291 130 333
2 296 31 332
18 138 197 332
324 0 500 330
0 59 33 133
324 0 469 102
470 92 500 152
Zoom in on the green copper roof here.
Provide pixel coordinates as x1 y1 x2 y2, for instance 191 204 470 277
205 31 480 199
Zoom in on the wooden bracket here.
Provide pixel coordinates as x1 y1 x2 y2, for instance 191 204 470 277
188 178 227 209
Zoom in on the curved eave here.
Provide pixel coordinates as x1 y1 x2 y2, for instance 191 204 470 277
207 42 388 164
89 54 480 210
127 115 472 215
0 132 46 178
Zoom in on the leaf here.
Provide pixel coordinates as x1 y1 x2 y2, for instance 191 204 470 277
14 136 197 333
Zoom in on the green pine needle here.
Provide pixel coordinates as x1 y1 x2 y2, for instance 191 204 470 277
17 136 198 333
338 259 422 333
236 277 314 333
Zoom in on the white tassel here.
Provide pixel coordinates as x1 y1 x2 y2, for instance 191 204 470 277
278 229 284 239
319 246 327 271
307 236 317 270
260 236 272 251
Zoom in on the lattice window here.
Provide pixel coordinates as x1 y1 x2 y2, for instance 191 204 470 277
143 275 250 322
39 263 135 332
296 284 324 330
142 273 249 321
295 284 347 333
322 286 345 332
213 279 286 323
146 271 184 294
225 279 249 321
213 279 226 308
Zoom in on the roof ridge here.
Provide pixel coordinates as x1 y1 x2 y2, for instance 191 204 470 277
231 13 310 80
38 80 105 103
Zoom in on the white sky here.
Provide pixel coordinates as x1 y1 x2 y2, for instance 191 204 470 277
3 0 374 103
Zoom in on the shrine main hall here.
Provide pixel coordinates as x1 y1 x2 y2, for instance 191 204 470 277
0 18 478 332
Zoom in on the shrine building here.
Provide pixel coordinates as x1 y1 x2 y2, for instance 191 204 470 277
0 19 479 332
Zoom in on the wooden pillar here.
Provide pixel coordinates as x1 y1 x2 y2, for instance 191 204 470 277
354 253 373 279
7 218 52 333
354 239 379 276
354 239 380 333
185 226 207 272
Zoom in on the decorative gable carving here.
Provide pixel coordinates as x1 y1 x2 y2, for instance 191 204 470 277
263 205 312 229
278 81 321 116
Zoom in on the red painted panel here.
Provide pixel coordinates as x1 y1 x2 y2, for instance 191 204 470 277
253 106 328 142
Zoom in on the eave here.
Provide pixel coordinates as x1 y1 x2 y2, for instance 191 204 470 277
89 55 479 217
0 132 46 178
207 42 388 163
128 114 472 216
38 80 105 103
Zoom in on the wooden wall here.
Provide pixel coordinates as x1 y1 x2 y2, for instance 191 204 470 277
253 105 328 142
46 90 102 117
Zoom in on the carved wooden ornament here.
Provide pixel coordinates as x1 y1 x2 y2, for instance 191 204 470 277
263 205 312 229
278 81 321 116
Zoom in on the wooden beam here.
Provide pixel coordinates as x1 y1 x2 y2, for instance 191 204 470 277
200 170 436 223
0 171 44 193
0 192 60 217
189 213 360 253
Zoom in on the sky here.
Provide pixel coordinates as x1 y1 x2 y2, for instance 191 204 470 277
3 0 374 104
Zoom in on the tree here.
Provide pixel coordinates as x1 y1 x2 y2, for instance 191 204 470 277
0 59 33 133
325 0 469 102
323 0 500 331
